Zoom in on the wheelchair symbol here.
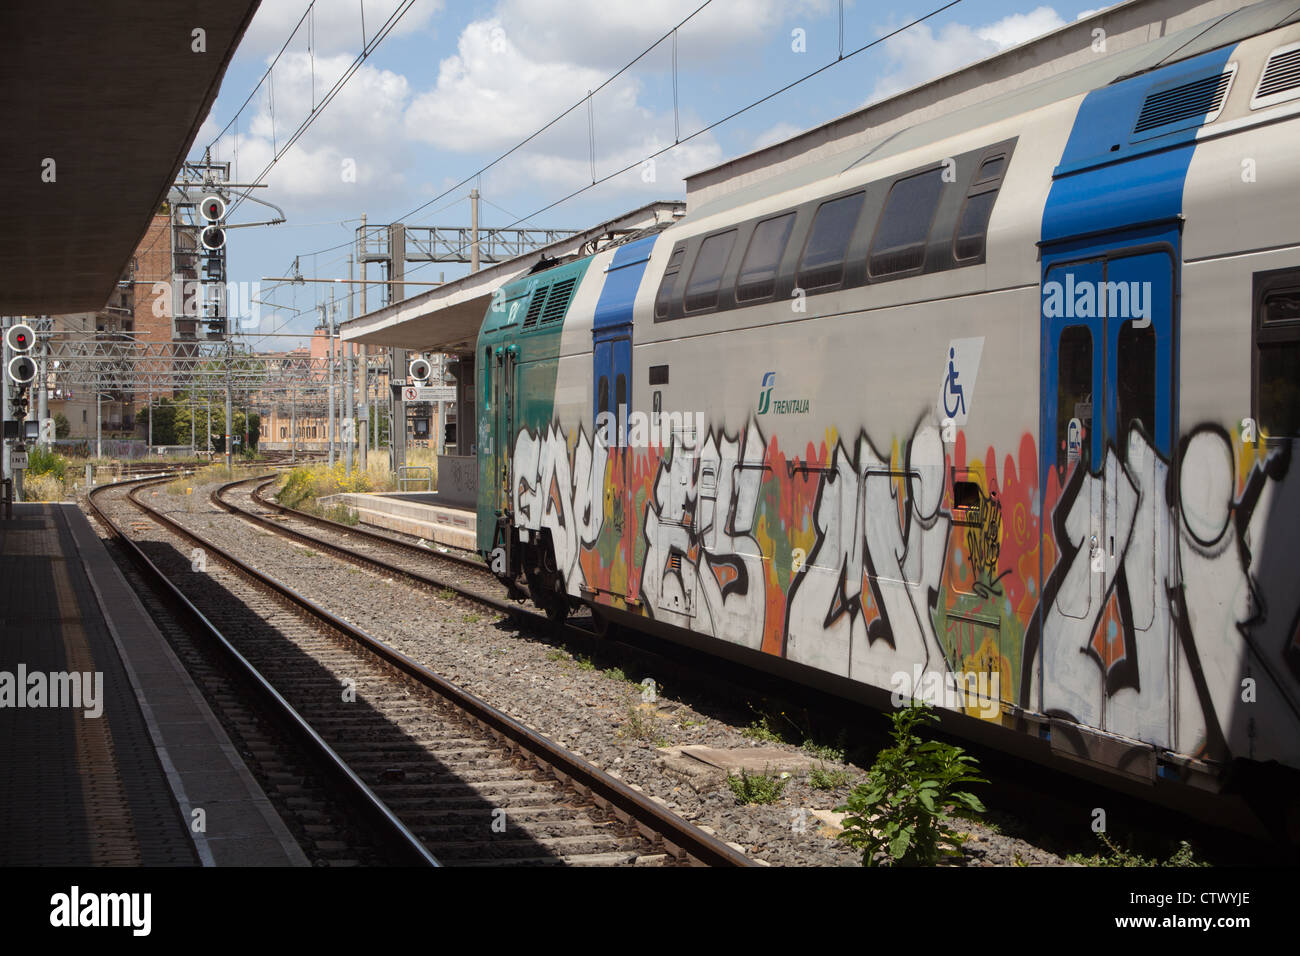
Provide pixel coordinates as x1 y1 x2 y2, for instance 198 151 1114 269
943 348 966 418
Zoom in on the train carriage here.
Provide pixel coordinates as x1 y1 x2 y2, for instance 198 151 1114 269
478 0 1300 814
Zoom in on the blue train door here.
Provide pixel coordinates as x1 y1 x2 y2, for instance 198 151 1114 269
593 332 631 446
1040 231 1176 748
592 237 655 447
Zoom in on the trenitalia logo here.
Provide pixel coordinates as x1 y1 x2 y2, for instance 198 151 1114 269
757 371 809 416
758 371 775 414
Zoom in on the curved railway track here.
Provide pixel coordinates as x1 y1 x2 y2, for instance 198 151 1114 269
89 473 750 867
213 478 1296 861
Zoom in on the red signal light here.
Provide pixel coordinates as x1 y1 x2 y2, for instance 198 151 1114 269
5 322 35 353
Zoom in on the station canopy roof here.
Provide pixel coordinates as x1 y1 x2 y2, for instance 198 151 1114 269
340 201 685 354
0 0 261 315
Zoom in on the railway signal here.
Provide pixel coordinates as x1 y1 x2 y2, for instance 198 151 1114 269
6 322 37 386
5 322 35 353
200 193 226 251
7 354 37 386
409 357 432 384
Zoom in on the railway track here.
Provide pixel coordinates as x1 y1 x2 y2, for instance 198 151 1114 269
213 475 521 611
214 478 1294 862
89 473 750 867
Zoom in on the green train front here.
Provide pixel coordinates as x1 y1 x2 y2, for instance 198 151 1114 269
478 254 598 618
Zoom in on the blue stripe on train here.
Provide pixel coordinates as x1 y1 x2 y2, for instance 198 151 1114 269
1042 44 1238 243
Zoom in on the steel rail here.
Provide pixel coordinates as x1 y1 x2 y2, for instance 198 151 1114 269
201 476 750 866
87 473 440 867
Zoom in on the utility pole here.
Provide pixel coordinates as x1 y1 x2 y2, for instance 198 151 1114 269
290 388 296 463
326 296 336 469
2 319 10 485
470 188 480 274
37 338 48 448
357 217 368 472
224 345 233 470
389 222 406 476
345 254 355 478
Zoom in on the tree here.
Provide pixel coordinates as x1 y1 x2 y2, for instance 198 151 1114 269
138 398 180 445
54 412 70 439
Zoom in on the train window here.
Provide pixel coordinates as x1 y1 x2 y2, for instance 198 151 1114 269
1056 325 1093 474
973 155 1005 183
1117 321 1156 441
869 167 945 277
736 212 795 302
597 375 610 425
615 374 627 443
1255 274 1300 440
798 193 864 291
684 231 737 313
655 245 686 319
954 152 1007 262
953 191 997 261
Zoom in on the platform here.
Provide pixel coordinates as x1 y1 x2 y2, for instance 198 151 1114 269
0 503 308 866
319 491 477 551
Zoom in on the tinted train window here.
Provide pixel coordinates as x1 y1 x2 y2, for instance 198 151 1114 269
1256 274 1300 440
1117 321 1156 440
798 193 863 291
684 230 737 313
954 191 997 261
954 153 1007 262
737 213 795 302
655 246 686 318
974 155 1005 182
869 167 945 277
1056 325 1093 472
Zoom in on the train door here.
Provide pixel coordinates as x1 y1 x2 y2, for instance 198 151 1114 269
1040 234 1176 748
490 343 517 528
593 330 631 446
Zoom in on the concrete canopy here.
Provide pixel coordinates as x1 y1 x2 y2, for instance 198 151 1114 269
0 0 261 315
341 201 685 353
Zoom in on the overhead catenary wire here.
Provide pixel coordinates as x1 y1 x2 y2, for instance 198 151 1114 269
266 0 968 322
396 0 967 284
226 0 418 219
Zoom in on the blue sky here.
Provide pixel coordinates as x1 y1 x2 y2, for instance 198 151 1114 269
194 0 1108 346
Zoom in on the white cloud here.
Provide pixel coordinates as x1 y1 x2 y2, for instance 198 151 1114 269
494 0 832 69
404 19 608 153
869 6 1067 102
209 51 414 204
404 15 724 201
238 0 443 57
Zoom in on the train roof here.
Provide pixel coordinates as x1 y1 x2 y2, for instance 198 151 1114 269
687 0 1300 221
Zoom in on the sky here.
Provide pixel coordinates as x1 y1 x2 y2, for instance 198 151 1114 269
193 0 1111 348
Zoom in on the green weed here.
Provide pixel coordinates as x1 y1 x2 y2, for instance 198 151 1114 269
836 703 986 867
727 768 788 805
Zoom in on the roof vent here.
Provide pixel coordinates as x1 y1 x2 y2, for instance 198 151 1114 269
540 276 577 324
522 286 548 328
1251 43 1300 110
1133 66 1234 136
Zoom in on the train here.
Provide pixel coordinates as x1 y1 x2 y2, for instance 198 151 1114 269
474 0 1300 826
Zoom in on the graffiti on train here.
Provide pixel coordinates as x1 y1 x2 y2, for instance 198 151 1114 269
507 415 1300 760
